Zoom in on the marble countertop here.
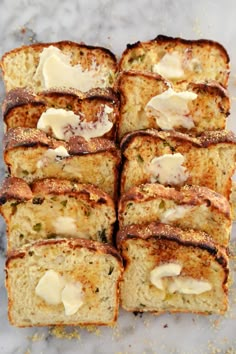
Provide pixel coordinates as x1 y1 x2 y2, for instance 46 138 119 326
0 0 236 353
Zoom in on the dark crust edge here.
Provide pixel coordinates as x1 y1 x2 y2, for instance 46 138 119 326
116 222 229 269
1 40 117 67
120 129 236 152
2 87 120 119
0 177 115 209
121 35 229 64
3 127 121 157
118 183 231 219
6 237 123 268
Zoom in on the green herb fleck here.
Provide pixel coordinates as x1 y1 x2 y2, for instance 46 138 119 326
33 223 42 232
137 154 144 163
22 170 29 176
60 200 67 207
47 233 57 239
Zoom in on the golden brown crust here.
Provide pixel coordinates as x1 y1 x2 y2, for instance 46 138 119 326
117 222 228 268
119 34 229 68
3 127 120 157
1 40 117 70
0 177 115 209
118 183 231 219
6 237 123 271
120 129 236 152
0 177 33 204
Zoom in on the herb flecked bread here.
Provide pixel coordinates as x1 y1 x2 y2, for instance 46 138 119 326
119 35 229 87
120 129 236 198
3 127 121 199
117 71 230 140
0 41 117 93
0 177 116 250
117 222 228 315
2 88 119 140
118 183 231 247
6 238 123 327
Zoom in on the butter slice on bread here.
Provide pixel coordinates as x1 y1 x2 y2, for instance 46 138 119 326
6 238 123 327
117 222 228 315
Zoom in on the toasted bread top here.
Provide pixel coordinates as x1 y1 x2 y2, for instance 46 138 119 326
118 183 231 219
2 87 119 120
119 35 230 87
6 236 123 266
117 222 228 268
0 177 115 207
4 127 120 157
120 129 236 153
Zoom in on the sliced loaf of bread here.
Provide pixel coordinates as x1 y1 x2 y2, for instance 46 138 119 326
0 177 116 250
119 35 229 87
6 238 123 327
120 129 236 199
118 183 231 247
4 128 121 199
117 222 228 315
117 71 230 140
1 41 117 93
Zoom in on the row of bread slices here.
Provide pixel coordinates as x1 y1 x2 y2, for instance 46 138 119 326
0 36 235 327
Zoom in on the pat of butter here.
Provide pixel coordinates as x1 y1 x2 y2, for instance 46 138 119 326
168 276 212 295
36 146 69 169
53 216 77 235
160 205 193 224
35 270 84 315
37 107 113 141
150 263 182 290
153 51 185 79
145 88 197 130
35 269 66 305
61 282 84 316
147 153 188 185
34 46 107 92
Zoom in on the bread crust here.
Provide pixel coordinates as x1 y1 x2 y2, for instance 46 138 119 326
117 222 228 268
118 183 231 220
4 127 120 156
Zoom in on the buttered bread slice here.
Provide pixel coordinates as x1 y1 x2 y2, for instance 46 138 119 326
118 183 231 247
119 35 229 87
4 128 121 199
120 129 236 198
118 71 230 140
2 88 119 140
117 222 228 315
6 238 123 327
0 177 116 250
1 41 117 93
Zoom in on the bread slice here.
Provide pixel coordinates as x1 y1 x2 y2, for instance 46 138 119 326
2 88 119 140
117 71 230 140
117 222 228 315
120 129 236 199
4 127 121 199
230 181 236 220
6 238 123 327
0 177 116 250
0 41 117 93
119 35 229 87
118 183 231 247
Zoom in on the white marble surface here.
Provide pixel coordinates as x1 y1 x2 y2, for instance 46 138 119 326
0 0 236 353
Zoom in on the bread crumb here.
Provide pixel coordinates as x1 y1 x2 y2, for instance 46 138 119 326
24 350 31 354
80 325 101 336
28 332 45 342
50 326 81 340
